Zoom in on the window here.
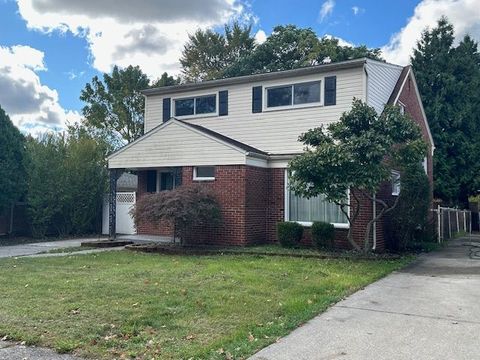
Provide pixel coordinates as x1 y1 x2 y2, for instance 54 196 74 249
193 166 215 181
174 94 216 117
392 171 401 196
266 81 321 109
422 157 428 175
294 82 321 105
157 171 175 191
398 102 405 115
288 192 348 225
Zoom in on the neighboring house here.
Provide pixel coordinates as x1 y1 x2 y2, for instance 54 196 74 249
108 58 434 250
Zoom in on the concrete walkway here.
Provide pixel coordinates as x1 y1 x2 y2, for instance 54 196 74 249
251 236 480 360
0 340 80 360
0 238 105 258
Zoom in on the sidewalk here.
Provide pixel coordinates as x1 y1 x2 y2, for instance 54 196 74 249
0 238 103 258
251 236 480 360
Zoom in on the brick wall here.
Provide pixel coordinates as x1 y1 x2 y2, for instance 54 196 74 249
136 166 383 250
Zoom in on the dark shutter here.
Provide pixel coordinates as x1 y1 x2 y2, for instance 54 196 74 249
163 98 171 122
252 86 262 113
146 170 157 192
174 167 182 187
218 90 228 116
324 76 336 106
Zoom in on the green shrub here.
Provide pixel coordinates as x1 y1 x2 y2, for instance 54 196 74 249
311 221 335 250
277 222 304 248
385 164 431 252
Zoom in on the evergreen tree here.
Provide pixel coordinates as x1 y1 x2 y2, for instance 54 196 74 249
0 106 26 213
412 18 480 204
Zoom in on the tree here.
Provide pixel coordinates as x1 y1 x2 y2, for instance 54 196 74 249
26 130 108 237
180 22 255 82
288 99 427 252
0 106 26 214
132 185 221 245
223 26 382 78
81 65 179 146
411 17 480 205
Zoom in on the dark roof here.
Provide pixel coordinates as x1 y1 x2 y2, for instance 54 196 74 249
176 119 268 156
117 172 138 191
387 65 411 105
141 58 370 96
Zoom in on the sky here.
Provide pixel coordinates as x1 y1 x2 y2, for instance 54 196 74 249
1 0 480 135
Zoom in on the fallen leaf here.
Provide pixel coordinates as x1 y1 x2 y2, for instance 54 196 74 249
307 299 313 304
217 348 225 354
225 351 233 360
248 333 255 342
24 284 29 288
132 302 139 307
185 334 195 340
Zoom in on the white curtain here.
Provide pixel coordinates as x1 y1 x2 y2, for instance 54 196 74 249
289 192 347 224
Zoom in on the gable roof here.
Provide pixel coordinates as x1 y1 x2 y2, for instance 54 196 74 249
141 58 370 97
107 118 269 169
386 66 435 152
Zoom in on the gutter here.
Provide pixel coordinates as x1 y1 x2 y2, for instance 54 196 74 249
372 194 377 251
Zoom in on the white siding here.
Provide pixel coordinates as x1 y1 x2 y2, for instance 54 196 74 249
366 59 403 114
144 67 365 154
109 121 246 169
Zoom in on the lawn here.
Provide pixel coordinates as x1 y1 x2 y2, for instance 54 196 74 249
0 251 411 359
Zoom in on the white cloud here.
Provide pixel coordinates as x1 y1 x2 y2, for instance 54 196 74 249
318 0 335 23
255 29 267 44
16 0 246 77
0 45 81 134
351 6 364 15
324 34 355 47
381 0 480 65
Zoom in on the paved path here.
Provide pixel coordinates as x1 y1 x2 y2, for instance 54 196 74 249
251 236 480 360
0 340 80 360
0 238 104 258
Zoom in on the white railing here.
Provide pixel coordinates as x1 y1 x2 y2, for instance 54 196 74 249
431 205 472 243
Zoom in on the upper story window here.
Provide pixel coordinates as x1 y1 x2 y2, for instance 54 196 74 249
174 94 216 117
266 81 321 109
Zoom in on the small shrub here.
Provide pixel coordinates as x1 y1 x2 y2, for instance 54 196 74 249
311 221 335 250
277 222 304 248
132 185 222 245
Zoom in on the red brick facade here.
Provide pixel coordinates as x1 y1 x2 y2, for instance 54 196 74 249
136 166 381 250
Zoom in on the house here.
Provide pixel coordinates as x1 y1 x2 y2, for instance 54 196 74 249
107 58 434 251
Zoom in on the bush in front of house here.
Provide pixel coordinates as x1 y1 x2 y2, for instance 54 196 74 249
132 184 222 246
311 221 335 250
277 222 304 248
385 164 431 252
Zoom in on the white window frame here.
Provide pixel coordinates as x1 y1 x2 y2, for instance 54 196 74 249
193 166 215 181
264 79 323 112
284 170 349 229
422 157 428 175
391 170 401 196
398 101 406 115
172 93 218 119
157 169 176 192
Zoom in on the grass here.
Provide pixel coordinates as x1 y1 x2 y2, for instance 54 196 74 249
43 246 96 254
0 251 412 359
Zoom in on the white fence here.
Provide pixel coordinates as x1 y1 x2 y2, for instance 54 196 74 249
102 192 136 235
431 206 472 243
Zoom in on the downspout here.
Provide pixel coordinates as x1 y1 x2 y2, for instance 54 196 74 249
372 194 377 251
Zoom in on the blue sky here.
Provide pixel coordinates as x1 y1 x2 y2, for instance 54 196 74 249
1 0 479 133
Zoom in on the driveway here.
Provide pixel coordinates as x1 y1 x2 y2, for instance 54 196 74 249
0 238 103 258
251 236 480 360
